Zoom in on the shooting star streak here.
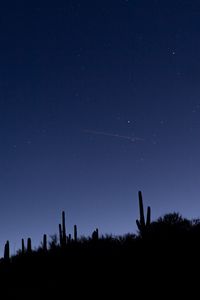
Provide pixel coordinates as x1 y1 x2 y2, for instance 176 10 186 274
83 129 144 142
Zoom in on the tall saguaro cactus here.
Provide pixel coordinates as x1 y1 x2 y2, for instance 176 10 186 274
21 238 25 255
62 211 67 246
59 223 62 246
43 234 47 251
59 211 67 247
27 238 32 253
136 191 151 237
4 240 10 261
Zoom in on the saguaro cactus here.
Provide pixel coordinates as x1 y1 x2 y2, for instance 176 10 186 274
21 238 25 255
74 225 77 242
136 191 151 237
67 234 71 243
4 240 10 261
62 211 67 246
27 238 32 253
43 234 47 251
59 211 67 247
59 223 62 246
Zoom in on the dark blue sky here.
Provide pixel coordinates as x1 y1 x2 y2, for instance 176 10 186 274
1 0 200 254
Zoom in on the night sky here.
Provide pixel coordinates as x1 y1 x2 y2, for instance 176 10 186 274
1 0 200 255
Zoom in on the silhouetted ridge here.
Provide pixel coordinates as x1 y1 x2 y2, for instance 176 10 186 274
0 191 199 296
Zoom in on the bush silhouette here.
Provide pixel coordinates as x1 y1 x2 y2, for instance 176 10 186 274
148 212 191 241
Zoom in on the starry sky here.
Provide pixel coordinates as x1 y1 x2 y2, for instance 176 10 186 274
1 0 200 254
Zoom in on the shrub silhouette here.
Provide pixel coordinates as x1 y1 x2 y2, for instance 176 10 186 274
48 234 58 250
149 212 191 241
92 228 99 240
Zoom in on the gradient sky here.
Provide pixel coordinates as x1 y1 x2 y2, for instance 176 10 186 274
1 0 200 255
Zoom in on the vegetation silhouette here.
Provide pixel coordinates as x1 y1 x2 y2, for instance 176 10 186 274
136 191 151 237
0 190 199 297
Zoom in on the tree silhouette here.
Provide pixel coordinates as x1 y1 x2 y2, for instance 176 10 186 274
149 212 191 241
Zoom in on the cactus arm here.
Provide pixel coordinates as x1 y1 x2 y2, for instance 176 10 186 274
138 191 145 227
136 191 151 237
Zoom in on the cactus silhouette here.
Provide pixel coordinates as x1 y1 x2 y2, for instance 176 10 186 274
68 234 71 243
27 238 32 253
4 240 10 261
59 223 62 246
62 211 67 246
136 191 151 237
43 234 47 251
59 211 67 247
74 225 77 242
21 238 25 254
